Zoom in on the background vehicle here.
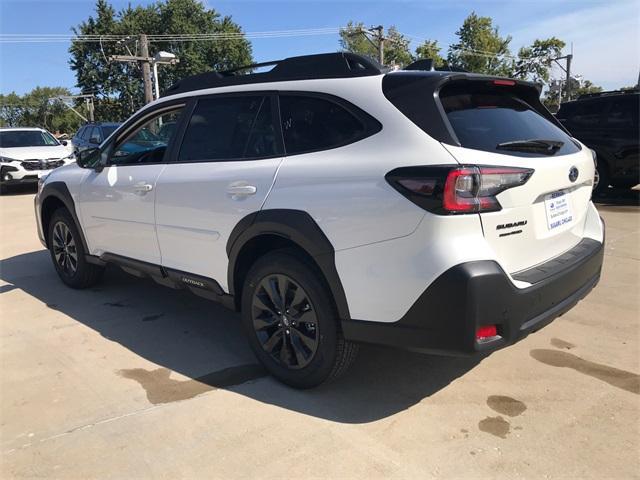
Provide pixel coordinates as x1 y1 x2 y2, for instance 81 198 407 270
0 127 76 193
557 90 639 195
72 122 120 153
35 53 604 388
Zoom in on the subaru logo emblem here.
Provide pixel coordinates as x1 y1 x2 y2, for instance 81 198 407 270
569 166 579 183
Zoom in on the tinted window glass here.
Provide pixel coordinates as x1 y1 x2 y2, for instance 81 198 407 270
604 96 639 128
562 100 603 128
440 89 579 156
178 96 279 162
81 127 93 140
279 95 367 155
101 125 118 139
110 108 183 165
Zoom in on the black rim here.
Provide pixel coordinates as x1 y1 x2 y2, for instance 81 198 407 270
52 221 78 276
251 274 319 369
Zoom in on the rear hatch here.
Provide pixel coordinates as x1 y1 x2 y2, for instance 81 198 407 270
438 79 595 274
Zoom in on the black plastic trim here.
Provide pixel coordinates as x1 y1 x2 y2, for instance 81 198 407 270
226 209 350 320
342 238 604 355
98 252 234 308
38 181 89 252
512 238 602 284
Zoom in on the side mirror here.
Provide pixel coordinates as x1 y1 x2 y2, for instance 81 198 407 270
77 147 102 170
89 137 101 145
61 140 68 146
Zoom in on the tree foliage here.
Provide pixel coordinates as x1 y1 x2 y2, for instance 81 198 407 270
0 87 85 133
69 0 253 121
514 37 565 84
414 40 445 68
339 22 413 67
447 12 513 76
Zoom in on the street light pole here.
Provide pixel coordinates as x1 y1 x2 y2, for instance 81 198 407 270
153 62 160 101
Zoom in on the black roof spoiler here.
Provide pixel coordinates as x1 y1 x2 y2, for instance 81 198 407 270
404 58 469 73
164 52 387 97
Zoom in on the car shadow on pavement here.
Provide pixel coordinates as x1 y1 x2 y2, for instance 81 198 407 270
0 249 481 424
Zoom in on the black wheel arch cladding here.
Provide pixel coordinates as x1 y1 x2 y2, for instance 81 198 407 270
227 209 351 321
40 182 89 252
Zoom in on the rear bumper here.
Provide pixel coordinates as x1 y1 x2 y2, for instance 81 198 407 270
342 236 604 355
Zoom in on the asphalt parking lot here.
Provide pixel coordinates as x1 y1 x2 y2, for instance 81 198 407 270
1 188 638 479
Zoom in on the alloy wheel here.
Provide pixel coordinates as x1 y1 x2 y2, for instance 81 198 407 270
52 221 78 276
251 274 319 369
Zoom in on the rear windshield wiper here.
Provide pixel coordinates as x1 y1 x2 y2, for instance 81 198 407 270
496 139 564 155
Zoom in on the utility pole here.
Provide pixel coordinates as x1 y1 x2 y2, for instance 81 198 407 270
552 53 574 103
564 53 573 102
110 41 179 103
348 24 387 66
372 25 384 65
139 34 153 104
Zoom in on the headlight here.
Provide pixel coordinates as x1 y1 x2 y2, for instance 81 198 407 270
0 156 19 163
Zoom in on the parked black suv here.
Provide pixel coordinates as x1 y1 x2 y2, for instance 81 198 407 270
557 90 639 194
72 122 120 154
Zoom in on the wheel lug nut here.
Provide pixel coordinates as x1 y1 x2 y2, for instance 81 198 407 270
286 329 290 334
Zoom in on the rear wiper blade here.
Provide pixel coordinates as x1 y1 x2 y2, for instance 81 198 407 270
496 139 564 155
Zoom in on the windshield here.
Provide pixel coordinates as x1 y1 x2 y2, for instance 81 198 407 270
440 87 579 157
0 130 60 148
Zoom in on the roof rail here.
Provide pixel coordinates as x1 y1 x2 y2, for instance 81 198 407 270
164 52 386 97
404 58 469 73
578 88 639 100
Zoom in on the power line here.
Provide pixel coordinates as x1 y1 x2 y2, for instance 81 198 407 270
0 28 344 44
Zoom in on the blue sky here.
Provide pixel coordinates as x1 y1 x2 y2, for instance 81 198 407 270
1 0 638 95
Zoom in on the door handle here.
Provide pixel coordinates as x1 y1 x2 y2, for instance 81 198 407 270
226 183 257 198
133 182 153 194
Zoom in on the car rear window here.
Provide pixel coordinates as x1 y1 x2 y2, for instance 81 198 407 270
439 86 580 156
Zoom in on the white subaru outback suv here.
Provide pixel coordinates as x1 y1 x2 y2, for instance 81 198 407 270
35 53 604 388
1 127 75 193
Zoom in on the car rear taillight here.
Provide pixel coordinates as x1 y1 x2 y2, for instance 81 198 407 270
386 165 533 214
476 325 498 341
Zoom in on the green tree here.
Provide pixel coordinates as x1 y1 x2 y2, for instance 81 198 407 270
414 39 445 68
0 87 85 133
572 80 603 98
339 22 413 67
447 12 513 75
514 37 565 84
69 0 253 121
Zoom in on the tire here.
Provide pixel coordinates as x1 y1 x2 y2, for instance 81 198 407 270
0 184 5 195
48 208 104 289
593 158 610 196
241 249 358 389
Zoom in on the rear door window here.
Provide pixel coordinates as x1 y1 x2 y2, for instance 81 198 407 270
279 95 377 155
178 95 281 162
562 100 603 129
440 86 580 156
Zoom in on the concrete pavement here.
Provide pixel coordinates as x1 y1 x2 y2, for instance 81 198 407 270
1 188 638 479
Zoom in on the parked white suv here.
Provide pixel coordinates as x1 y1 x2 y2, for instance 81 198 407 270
35 53 605 388
0 127 75 193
